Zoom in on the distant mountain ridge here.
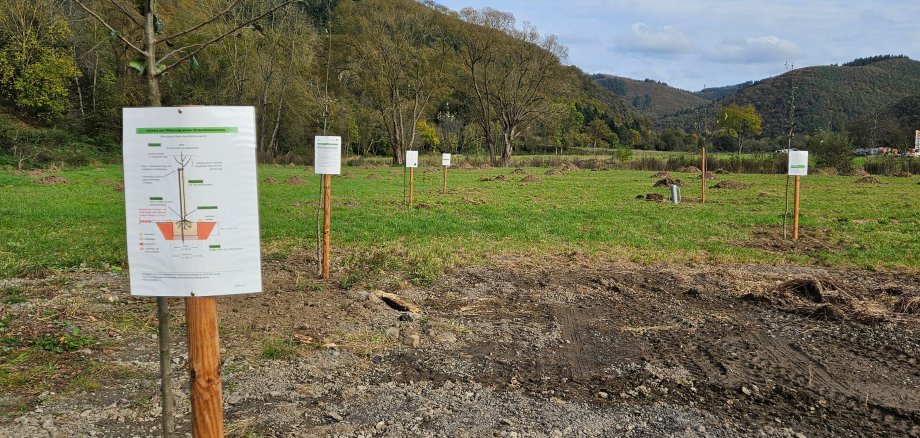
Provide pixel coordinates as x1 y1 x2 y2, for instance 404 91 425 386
591 74 710 119
599 56 920 138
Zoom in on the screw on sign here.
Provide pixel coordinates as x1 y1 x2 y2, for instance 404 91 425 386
123 106 262 437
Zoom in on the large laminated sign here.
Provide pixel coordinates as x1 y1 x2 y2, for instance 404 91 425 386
787 150 809 176
122 106 262 297
442 153 452 167
314 136 342 175
406 150 419 168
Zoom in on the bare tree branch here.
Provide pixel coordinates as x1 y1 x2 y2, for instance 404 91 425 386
155 0 295 77
156 44 203 66
155 0 243 44
74 0 146 56
109 0 143 28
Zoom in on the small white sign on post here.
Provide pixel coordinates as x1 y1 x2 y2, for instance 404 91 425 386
788 150 809 176
314 136 342 175
442 153 452 167
406 150 419 168
123 106 262 297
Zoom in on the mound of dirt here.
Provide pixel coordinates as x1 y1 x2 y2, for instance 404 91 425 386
893 172 912 178
96 178 116 186
711 180 749 189
34 176 69 185
520 175 542 183
846 168 870 177
855 176 881 184
113 182 124 192
459 162 475 169
714 168 730 174
685 166 701 173
814 167 838 176
544 168 564 176
561 163 580 171
651 171 671 178
641 193 665 201
698 171 717 180
263 177 279 184
511 168 529 175
366 174 382 180
284 176 308 185
653 178 683 188
494 174 508 181
423 168 439 174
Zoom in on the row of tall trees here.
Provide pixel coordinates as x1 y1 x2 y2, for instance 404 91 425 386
0 0 649 167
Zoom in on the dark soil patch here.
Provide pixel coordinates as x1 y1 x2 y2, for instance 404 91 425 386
893 172 912 178
847 168 870 177
640 193 665 201
284 176 308 185
34 176 69 185
855 176 882 184
714 168 730 174
653 177 683 188
684 166 701 173
511 168 529 175
736 225 847 254
494 175 508 181
263 177 279 184
520 175 542 183
711 180 749 189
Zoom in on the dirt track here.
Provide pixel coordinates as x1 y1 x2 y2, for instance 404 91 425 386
2 256 919 437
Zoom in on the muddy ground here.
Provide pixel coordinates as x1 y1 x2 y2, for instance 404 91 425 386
1 255 919 437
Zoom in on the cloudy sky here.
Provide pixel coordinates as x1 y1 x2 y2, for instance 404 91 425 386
435 0 920 91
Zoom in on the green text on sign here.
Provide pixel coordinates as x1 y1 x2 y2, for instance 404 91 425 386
136 127 238 134
198 206 218 210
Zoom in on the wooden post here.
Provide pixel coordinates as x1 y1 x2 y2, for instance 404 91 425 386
701 147 706 203
185 297 223 438
442 165 447 194
792 175 801 241
322 174 331 279
408 168 414 206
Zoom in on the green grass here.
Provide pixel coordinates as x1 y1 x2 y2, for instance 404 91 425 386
1 165 919 279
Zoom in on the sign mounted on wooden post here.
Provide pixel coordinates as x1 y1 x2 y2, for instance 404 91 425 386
406 150 418 206
314 136 341 279
787 150 808 240
442 153 451 194
123 106 262 437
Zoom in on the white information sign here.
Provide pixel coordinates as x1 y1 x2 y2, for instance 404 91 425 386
441 153 452 167
787 150 809 176
406 150 419 168
122 106 262 297
314 136 342 175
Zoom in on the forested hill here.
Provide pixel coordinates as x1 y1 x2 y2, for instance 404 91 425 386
0 0 649 167
657 56 920 138
591 74 710 119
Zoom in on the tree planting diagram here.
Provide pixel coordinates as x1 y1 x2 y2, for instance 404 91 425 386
155 152 217 242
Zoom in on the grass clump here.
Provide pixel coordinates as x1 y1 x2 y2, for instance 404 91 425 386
259 336 297 360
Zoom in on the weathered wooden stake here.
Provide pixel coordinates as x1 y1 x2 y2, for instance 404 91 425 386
792 175 801 241
442 165 447 194
185 297 223 438
408 168 415 206
701 147 706 203
322 174 331 279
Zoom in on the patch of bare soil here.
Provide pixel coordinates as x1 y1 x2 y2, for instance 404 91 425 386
263 177 278 184
855 176 882 184
893 172 912 178
715 169 730 174
34 176 69 185
519 175 542 183
365 174 381 180
846 168 870 177
544 168 564 176
684 166 701 173
511 168 529 175
423 168 439 174
737 226 847 254
653 177 683 188
639 193 666 201
651 171 671 178
284 176 308 185
459 162 475 169
4 255 918 437
698 171 717 180
561 163 580 171
711 180 749 189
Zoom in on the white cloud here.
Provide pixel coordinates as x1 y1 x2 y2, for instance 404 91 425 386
614 23 693 55
705 36 804 64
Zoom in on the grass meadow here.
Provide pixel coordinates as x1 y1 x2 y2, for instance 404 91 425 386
1 164 919 281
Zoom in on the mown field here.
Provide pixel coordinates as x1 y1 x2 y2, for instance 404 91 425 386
1 164 919 282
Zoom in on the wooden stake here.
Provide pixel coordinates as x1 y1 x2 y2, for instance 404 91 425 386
322 174 331 279
442 166 447 194
792 175 801 241
408 167 414 206
701 147 706 204
185 297 223 438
